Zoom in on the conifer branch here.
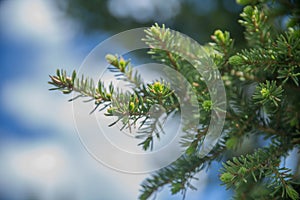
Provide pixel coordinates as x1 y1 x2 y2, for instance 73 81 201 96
48 1 300 199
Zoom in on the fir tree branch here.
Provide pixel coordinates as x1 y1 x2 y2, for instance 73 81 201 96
220 144 299 200
239 5 272 47
49 69 113 107
139 141 226 200
48 1 300 199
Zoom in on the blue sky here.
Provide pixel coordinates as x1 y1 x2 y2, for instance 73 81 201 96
0 0 234 199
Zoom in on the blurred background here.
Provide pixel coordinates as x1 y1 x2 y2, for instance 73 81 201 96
0 0 246 199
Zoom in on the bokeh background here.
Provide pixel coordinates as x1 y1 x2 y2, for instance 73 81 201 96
0 0 249 199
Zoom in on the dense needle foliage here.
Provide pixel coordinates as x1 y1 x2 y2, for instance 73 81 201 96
49 0 300 199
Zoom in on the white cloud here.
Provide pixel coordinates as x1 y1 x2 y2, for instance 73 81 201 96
0 0 76 44
108 0 182 22
1 79 75 132
0 138 146 200
0 0 147 199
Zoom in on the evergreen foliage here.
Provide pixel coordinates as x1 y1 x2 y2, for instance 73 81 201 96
49 0 300 199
